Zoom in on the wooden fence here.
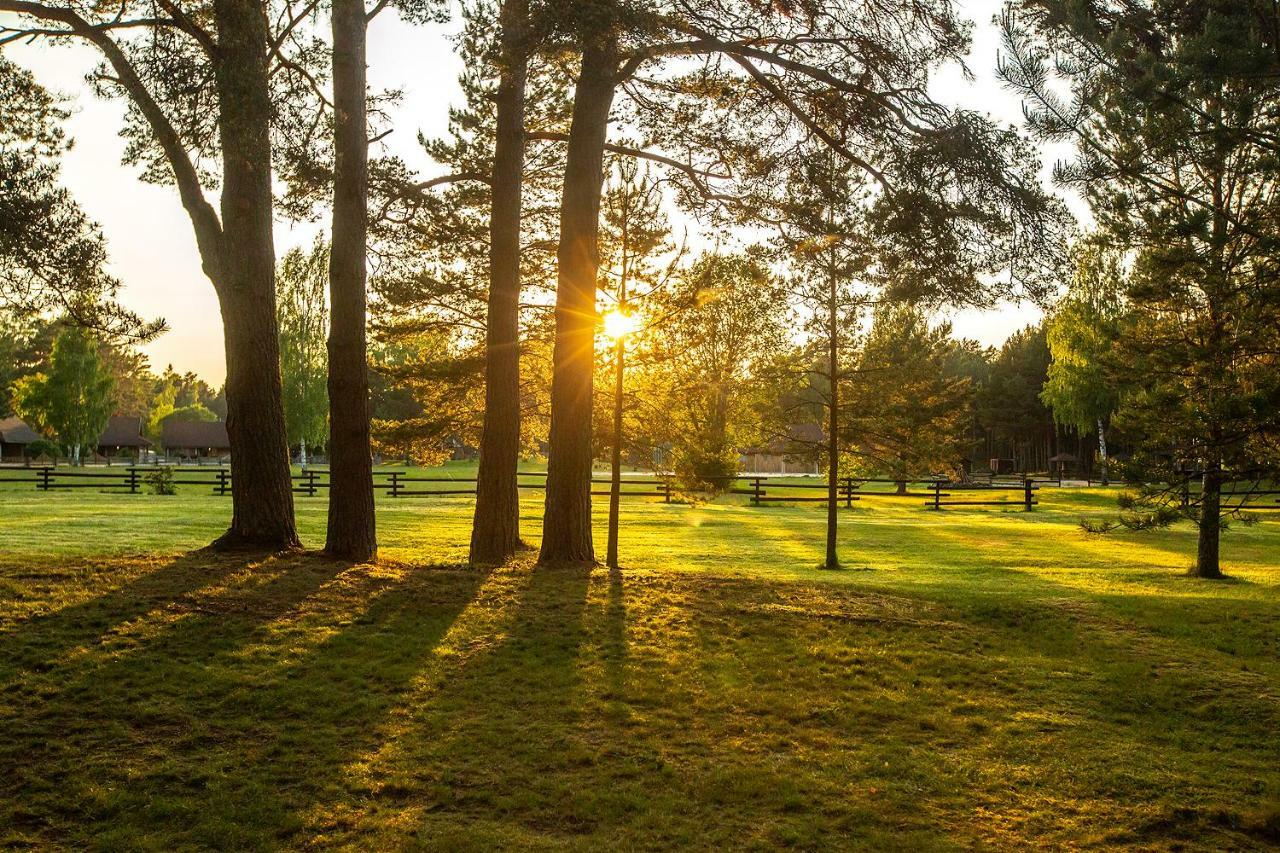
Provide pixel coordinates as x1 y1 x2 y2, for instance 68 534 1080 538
4 466 1278 514
730 475 1040 511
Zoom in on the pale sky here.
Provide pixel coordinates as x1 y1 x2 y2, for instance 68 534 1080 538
3 0 1073 385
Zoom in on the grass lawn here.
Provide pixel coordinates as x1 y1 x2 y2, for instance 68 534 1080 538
1 465 1277 849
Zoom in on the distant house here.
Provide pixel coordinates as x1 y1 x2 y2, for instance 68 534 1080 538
97 416 151 460
0 416 41 461
161 419 231 460
739 424 824 475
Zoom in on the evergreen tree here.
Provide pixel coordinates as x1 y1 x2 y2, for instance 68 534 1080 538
1003 0 1280 576
845 306 972 489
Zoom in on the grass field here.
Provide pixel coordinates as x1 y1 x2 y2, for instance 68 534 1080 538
1 463 1277 849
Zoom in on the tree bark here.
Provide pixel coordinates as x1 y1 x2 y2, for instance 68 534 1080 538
1195 466 1224 578
211 0 299 549
1095 418 1109 486
324 0 377 561
824 259 839 570
538 34 618 566
471 0 528 565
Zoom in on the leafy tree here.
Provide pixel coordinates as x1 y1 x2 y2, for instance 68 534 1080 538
635 252 791 491
1041 242 1127 484
277 242 330 465
1002 0 1280 576
0 0 331 547
845 306 972 489
0 312 56 416
11 327 114 464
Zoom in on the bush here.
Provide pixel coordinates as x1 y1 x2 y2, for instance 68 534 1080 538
25 438 61 461
145 467 176 496
672 445 738 494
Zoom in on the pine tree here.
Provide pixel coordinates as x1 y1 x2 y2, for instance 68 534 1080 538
1003 0 1280 576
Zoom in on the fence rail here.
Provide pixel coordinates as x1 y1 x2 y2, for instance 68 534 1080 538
4 466 1278 514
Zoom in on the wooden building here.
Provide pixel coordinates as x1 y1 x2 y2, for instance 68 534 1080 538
161 419 231 460
97 416 152 462
0 416 41 461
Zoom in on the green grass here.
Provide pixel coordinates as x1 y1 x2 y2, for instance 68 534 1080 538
1 467 1278 849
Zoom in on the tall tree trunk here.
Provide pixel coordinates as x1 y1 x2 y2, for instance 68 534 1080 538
1096 418 1108 486
471 0 528 565
538 35 618 566
606 287 626 570
324 0 377 561
212 0 299 549
1195 465 1224 578
824 261 839 570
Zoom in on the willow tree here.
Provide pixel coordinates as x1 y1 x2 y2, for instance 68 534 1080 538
1002 0 1280 577
535 0 1065 564
0 0 331 548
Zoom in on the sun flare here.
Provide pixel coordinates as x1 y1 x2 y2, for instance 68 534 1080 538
602 309 641 340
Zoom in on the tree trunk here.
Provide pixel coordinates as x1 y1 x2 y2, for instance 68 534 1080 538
1096 418 1109 486
471 0 528 565
823 261 839 570
538 35 618 566
324 0 377 561
211 0 299 550
1195 466 1224 578
606 330 625 569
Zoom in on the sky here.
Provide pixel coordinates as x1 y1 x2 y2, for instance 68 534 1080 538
3 0 1074 385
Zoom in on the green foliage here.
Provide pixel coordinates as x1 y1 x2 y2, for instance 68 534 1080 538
24 437 60 460
1041 242 1126 433
144 466 176 496
845 305 972 481
0 58 163 340
632 252 791 476
11 327 115 461
1077 517 1117 535
276 240 330 453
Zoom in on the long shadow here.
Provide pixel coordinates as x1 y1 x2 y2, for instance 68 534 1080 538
0 552 489 848
356 562 596 847
0 549 268 685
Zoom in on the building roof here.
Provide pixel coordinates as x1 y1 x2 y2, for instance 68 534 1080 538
0 415 41 445
161 419 230 450
98 415 151 448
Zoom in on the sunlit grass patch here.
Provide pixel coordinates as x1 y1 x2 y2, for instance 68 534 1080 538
0 480 1276 848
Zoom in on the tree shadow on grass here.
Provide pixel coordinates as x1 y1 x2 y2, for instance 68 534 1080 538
0 550 491 849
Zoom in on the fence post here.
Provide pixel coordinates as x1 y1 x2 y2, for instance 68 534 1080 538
306 468 317 497
38 466 50 492
128 467 139 494
844 477 853 509
932 479 942 510
216 468 229 496
390 471 401 498
752 477 762 506
662 476 671 503
1024 477 1034 512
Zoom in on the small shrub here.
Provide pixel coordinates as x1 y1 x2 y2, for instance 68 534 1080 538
1239 513 1261 527
145 467 176 496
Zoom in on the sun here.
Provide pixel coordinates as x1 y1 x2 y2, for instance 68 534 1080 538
602 309 641 340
